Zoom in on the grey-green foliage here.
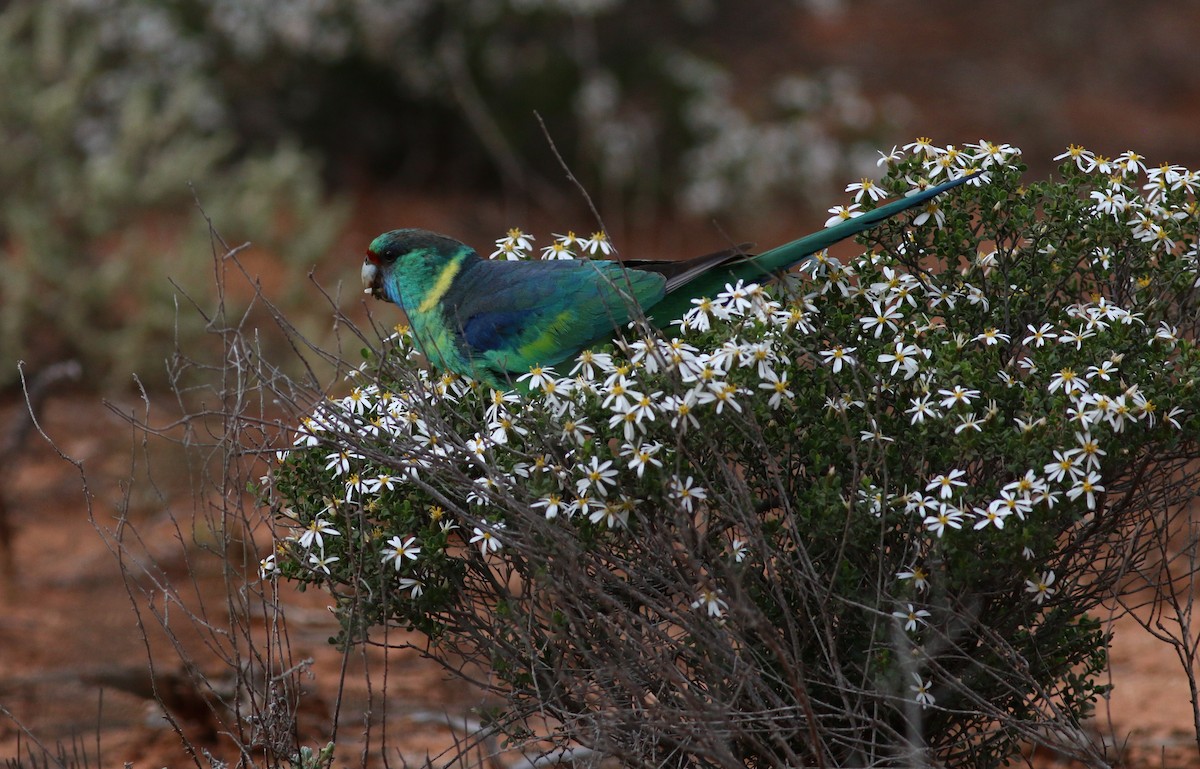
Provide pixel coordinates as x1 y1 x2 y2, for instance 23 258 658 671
0 1 345 389
0 0 876 389
197 0 878 214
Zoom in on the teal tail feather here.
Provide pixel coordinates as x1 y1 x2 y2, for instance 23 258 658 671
646 173 975 325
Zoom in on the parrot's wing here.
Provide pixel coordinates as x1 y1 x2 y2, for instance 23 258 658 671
446 259 666 377
621 243 756 293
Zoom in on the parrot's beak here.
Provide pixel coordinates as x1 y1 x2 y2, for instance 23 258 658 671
361 260 386 301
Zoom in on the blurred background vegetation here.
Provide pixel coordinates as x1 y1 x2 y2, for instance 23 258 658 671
2 0 1198 390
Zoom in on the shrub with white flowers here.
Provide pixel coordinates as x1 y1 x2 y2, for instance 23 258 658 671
262 141 1200 768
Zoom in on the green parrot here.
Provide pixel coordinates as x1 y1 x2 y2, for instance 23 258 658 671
361 174 973 388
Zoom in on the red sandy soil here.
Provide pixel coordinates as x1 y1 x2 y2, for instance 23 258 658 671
0 393 504 768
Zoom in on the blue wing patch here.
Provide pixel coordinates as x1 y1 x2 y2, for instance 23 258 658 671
460 308 538 352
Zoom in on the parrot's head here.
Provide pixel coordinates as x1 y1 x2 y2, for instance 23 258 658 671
362 228 476 309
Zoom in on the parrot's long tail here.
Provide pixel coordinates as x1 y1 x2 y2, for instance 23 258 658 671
646 172 976 325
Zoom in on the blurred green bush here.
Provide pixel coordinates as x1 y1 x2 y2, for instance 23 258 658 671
194 0 879 213
0 2 345 389
0 0 877 390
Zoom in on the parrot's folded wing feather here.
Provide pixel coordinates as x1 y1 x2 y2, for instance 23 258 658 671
447 259 666 378
461 309 536 352
622 243 755 293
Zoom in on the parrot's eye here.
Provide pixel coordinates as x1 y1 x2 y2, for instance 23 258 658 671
367 246 404 266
